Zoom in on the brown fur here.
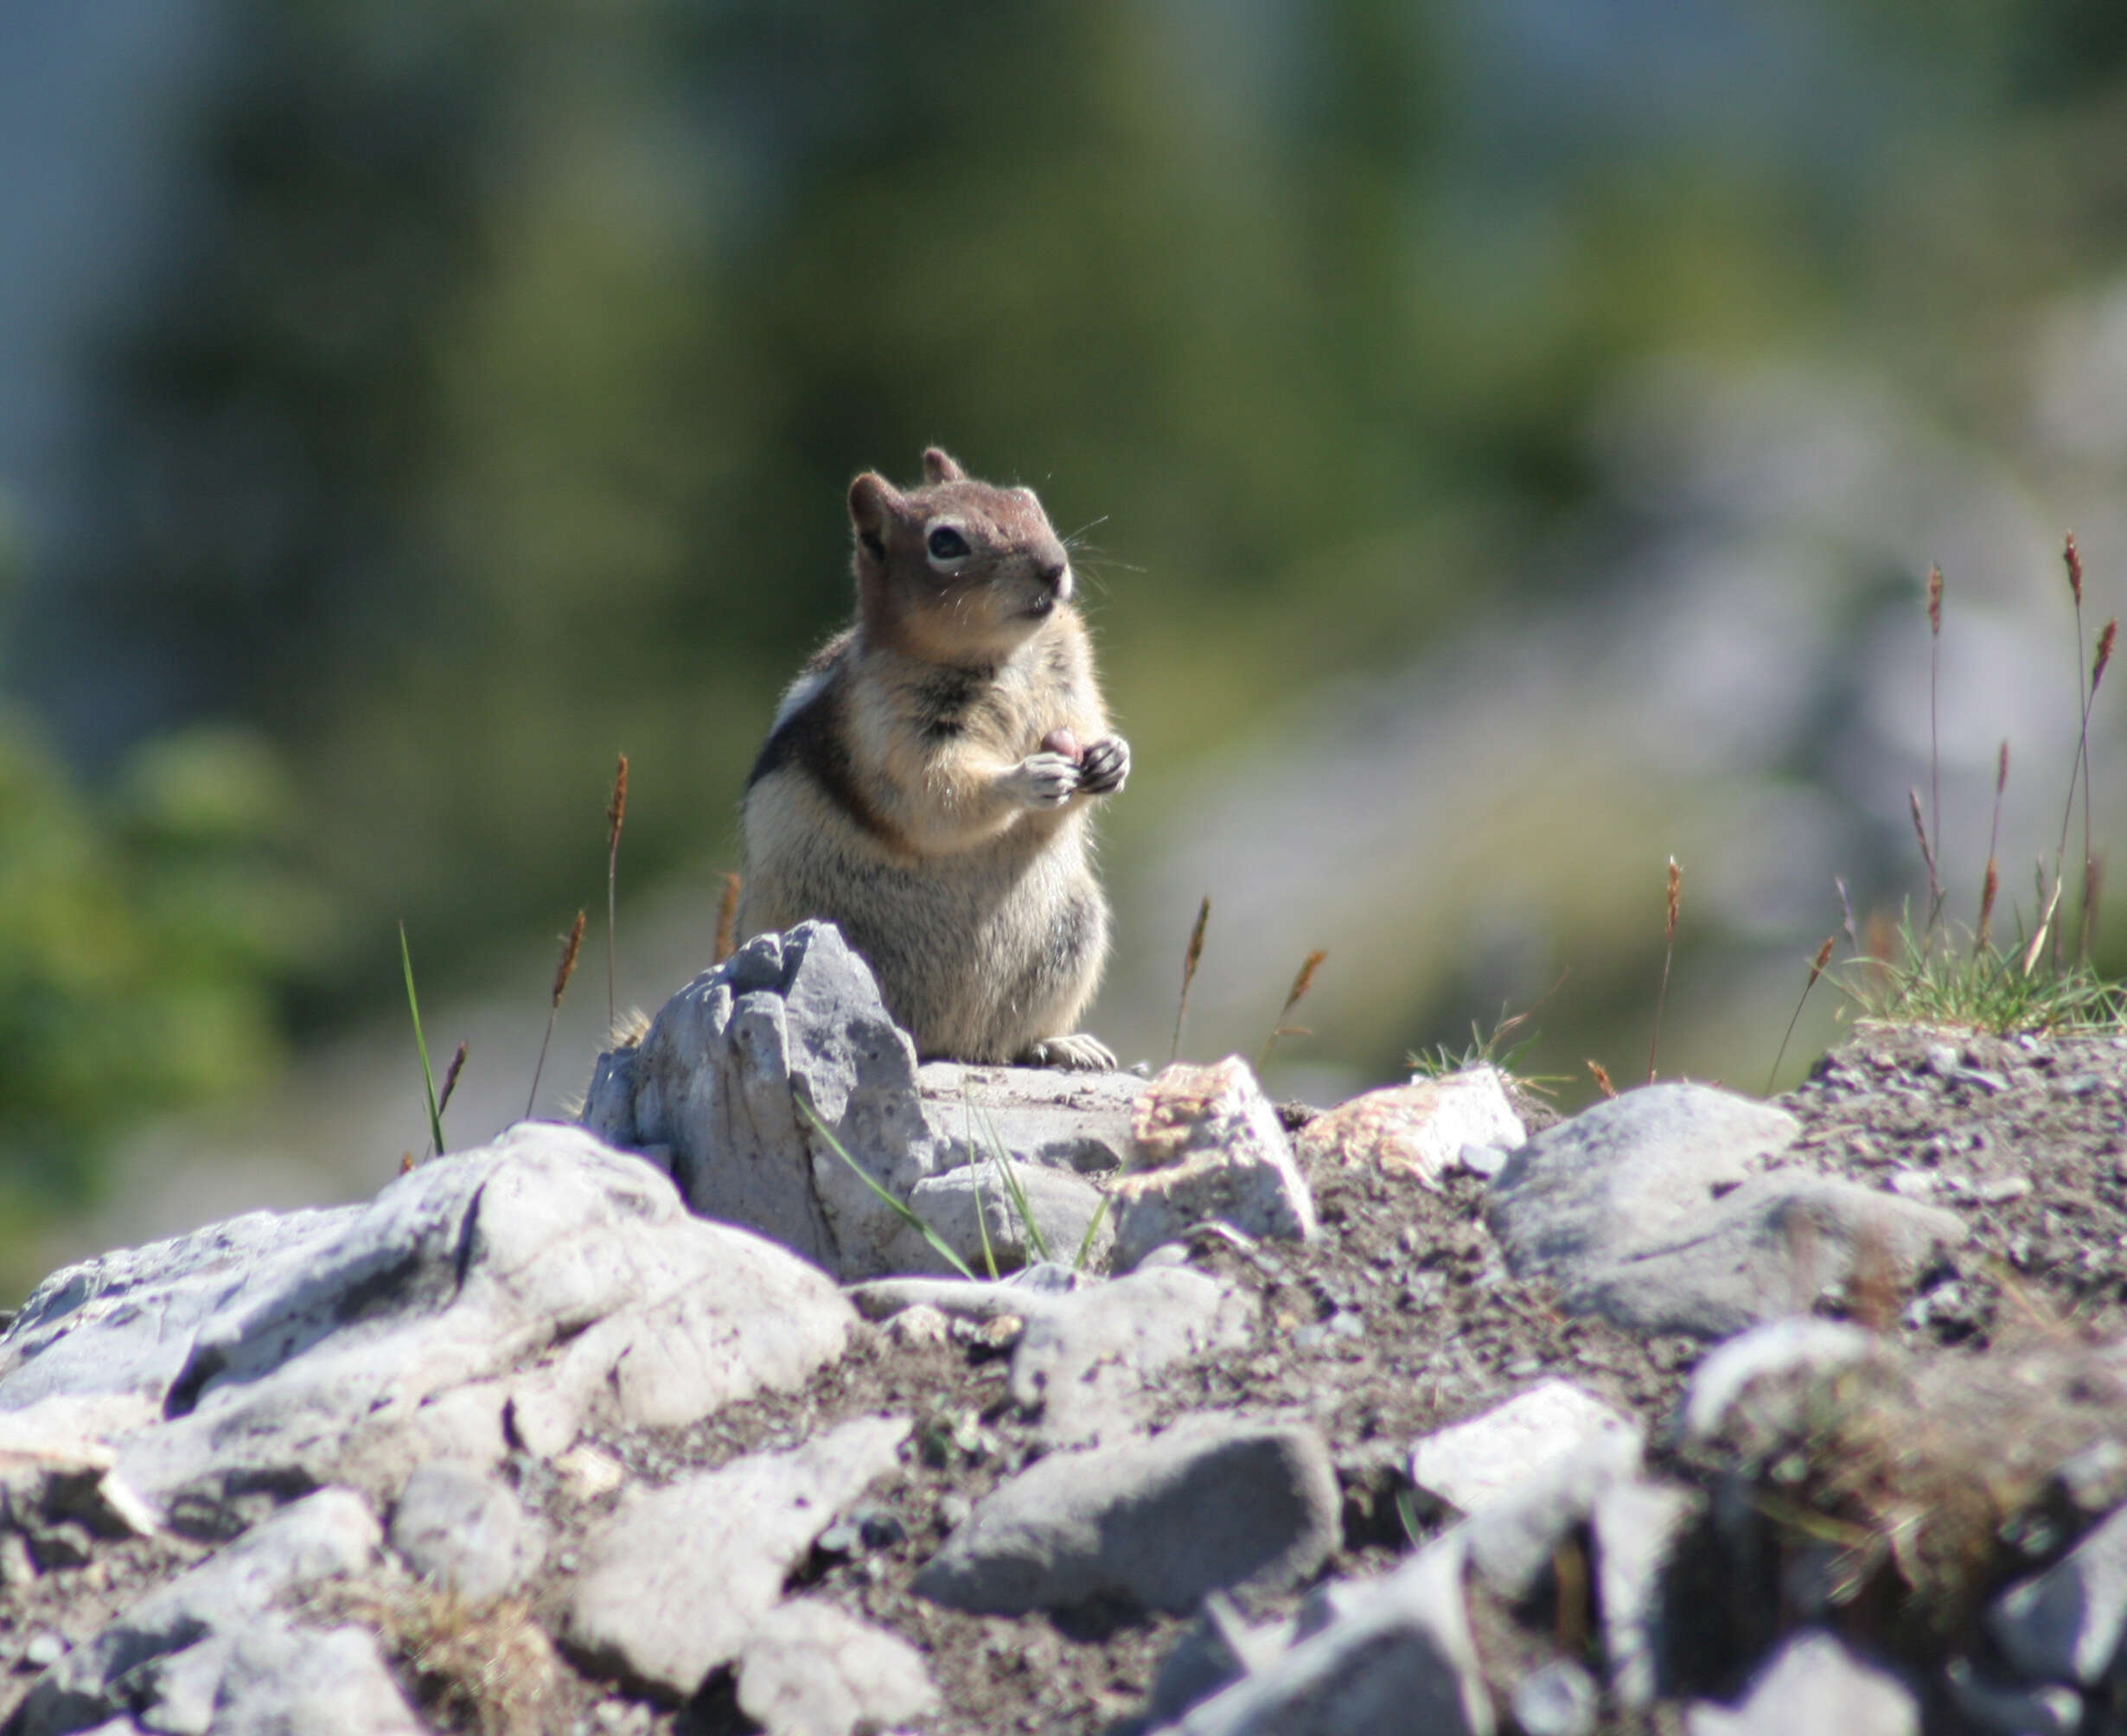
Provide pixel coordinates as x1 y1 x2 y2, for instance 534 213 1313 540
736 448 1128 1068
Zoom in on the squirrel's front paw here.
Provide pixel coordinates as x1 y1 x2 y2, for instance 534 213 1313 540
1004 751 1083 808
1077 735 1130 796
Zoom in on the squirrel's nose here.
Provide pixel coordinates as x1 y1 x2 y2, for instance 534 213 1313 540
1036 555 1071 600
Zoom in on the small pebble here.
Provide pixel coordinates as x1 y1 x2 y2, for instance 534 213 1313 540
22 1632 65 1669
1888 1168 1937 1198
1457 1142 1511 1179
1513 1658 1599 1736
1975 1176 2033 1205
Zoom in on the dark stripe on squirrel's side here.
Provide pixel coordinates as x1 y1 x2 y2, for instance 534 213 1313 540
747 672 902 848
911 663 994 743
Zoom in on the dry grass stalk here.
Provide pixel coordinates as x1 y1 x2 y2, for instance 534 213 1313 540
527 909 585 1119
605 752 629 1028
437 1042 469 1120
1907 788 1941 925
2080 620 2118 958
1836 875 1860 955
1645 855 1681 1084
2084 853 2105 962
1978 740 2008 954
1586 1059 1616 1098
2058 535 2092 920
1767 935 1837 1095
2022 879 2064 976
1171 894 1210 1063
1977 861 2000 957
1258 948 1329 1071
713 870 741 965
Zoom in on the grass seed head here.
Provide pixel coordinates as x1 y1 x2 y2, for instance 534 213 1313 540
606 752 629 848
551 909 585 1008
1926 564 1943 635
2094 619 2117 696
1664 855 1682 941
1586 1059 1616 1098
437 1041 468 1119
2066 531 2085 607
1808 935 1835 987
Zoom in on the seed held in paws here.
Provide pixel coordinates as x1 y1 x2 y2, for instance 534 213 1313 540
1041 727 1083 763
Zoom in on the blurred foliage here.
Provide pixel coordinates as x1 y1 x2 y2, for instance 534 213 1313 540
0 504 329 1261
7 0 2127 1211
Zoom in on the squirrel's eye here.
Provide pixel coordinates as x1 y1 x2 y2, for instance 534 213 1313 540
927 526 970 562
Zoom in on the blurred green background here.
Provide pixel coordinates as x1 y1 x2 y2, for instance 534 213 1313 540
5 0 2127 1298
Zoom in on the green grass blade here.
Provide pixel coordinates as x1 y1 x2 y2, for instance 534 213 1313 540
798 1095 975 1281
1071 1190 1112 1273
964 1090 999 1279
969 1161 1000 1280
979 1107 1052 1265
399 922 445 1158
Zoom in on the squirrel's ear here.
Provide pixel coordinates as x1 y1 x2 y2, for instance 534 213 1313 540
848 473 898 558
921 448 967 485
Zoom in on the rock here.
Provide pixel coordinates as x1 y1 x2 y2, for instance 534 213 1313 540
845 1263 1092 1324
589 923 945 1279
562 1415 909 1699
1488 1085 1963 1342
1144 1596 1293 1727
1676 1319 1882 1459
0 1396 163 1546
1156 1533 1494 1736
1562 1171 1966 1341
1489 1085 1798 1279
387 1462 547 1603
888 1158 1115 1277
114 1632 232 1735
1456 1144 1511 1180
1593 1479 1704 1707
1463 1422 1645 1602
732 1598 938 1736
913 1415 1338 1616
1943 1659 2084 1734
917 1061 1143 1175
208 1620 426 1736
1006 1267 1256 1446
1511 1659 1599 1736
1684 1631 1917 1736
1297 1069 1525 1188
1988 1500 2127 1685
22 1633 66 1670
586 922 1143 1280
10 1488 380 1736
0 1209 361 1413
1109 1059 1317 1272
1410 1381 1638 1517
852 1264 1255 1445
36 1126 859 1532
879 1304 951 1350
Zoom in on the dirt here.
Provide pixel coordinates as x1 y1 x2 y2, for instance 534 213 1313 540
13 1026 2127 1734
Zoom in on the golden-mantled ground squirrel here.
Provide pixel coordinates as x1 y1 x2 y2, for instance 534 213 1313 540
736 448 1128 1069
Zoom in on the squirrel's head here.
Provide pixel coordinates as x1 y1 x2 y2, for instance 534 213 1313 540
848 448 1073 663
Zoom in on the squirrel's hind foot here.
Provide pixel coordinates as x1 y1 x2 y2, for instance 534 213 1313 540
1019 1032 1117 1072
